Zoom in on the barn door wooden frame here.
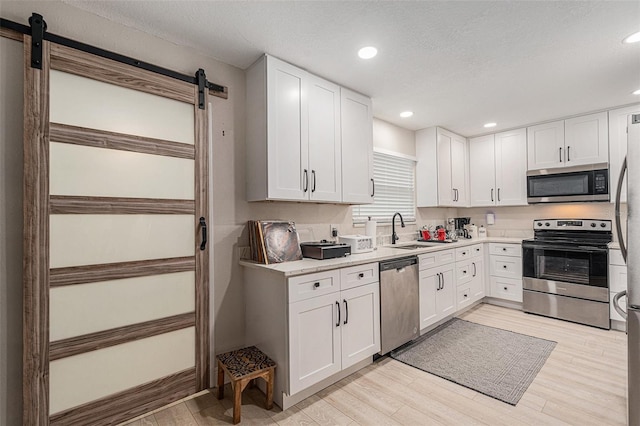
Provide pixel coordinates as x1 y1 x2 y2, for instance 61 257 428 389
21 15 214 425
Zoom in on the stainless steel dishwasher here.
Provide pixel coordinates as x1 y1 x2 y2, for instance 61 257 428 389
379 256 420 354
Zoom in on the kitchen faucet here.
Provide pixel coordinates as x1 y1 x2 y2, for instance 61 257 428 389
391 212 405 244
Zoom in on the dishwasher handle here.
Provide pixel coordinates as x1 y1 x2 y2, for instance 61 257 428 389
379 256 418 272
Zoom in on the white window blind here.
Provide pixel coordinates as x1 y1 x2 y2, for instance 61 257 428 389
353 151 416 224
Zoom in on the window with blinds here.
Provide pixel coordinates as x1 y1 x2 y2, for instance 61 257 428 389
353 151 416 224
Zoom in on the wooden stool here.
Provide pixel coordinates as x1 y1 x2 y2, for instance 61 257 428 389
216 346 276 424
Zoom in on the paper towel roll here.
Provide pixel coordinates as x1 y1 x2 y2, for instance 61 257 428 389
365 219 377 247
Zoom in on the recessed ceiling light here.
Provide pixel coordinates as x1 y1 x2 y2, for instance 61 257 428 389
633 89 640 95
623 31 640 44
484 122 497 128
400 111 413 118
358 46 378 59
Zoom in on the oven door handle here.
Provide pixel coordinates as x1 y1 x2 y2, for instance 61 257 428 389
521 243 608 253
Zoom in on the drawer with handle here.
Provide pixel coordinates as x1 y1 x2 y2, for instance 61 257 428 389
340 262 379 290
489 243 521 257
490 276 523 302
490 255 523 279
457 285 472 309
469 244 483 259
455 261 473 285
288 270 340 303
419 249 455 270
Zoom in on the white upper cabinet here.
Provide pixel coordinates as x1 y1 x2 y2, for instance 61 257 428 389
527 120 565 170
308 74 342 202
564 112 609 166
246 55 372 203
416 127 468 207
341 88 374 204
609 104 640 204
469 134 496 206
527 112 608 171
494 128 528 205
469 128 527 207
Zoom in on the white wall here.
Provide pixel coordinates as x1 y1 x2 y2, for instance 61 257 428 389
0 36 24 426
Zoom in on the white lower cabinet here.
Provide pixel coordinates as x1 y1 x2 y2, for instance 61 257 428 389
488 243 523 302
244 262 380 409
288 266 380 395
289 292 341 395
419 263 456 329
456 244 485 310
419 246 485 331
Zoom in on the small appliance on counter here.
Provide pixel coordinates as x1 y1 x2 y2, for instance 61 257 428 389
300 240 351 260
339 235 374 254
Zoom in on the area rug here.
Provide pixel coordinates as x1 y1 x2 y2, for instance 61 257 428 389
390 318 556 405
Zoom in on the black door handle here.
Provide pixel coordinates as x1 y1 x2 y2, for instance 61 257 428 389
336 301 341 327
312 170 316 193
567 146 571 162
491 188 494 202
343 299 348 325
303 169 308 192
371 178 375 197
199 217 207 251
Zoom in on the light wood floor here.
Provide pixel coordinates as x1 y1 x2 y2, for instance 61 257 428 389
122 303 628 425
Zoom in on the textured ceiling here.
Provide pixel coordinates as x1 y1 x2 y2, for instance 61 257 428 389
61 0 640 136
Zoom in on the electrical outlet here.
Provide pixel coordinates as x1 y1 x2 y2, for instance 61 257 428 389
330 224 339 238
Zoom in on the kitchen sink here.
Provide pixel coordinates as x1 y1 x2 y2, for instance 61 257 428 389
391 244 427 250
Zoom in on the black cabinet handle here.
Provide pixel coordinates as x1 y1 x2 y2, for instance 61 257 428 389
371 178 375 197
559 147 562 162
503 248 507 251
313 282 320 289
303 169 308 192
567 146 571 162
472 262 477 277
436 273 441 291
343 299 348 325
358 273 364 278
503 265 507 269
491 188 494 202
311 170 316 193
463 270 467 274
199 217 207 251
498 188 501 202
504 286 508 291
336 301 340 327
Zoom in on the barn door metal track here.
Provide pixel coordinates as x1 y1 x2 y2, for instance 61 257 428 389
1 13 226 106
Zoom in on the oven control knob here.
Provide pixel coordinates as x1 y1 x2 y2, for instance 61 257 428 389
545 222 550 227
537 222 542 227
600 223 607 228
591 222 596 228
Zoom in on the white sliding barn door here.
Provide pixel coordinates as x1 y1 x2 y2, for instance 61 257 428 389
23 38 209 425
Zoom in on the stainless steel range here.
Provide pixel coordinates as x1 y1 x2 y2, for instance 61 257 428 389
522 219 612 329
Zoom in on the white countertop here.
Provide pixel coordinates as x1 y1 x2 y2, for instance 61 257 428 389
240 237 526 277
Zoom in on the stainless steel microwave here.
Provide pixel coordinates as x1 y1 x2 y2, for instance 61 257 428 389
526 163 609 203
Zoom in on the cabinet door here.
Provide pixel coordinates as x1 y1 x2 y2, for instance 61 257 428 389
470 259 484 301
340 283 381 369
437 266 456 317
266 56 309 200
419 268 439 329
495 128 527 206
609 105 640 204
289 292 341 395
527 120 564 170
469 134 496 206
437 130 454 205
564 112 608 167
451 134 468 205
341 88 373 203
308 75 342 202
